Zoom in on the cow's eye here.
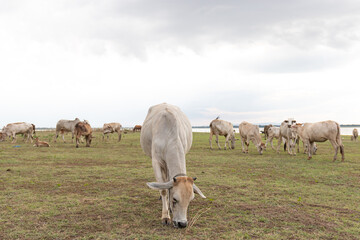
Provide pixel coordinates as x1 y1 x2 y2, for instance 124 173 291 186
173 198 178 204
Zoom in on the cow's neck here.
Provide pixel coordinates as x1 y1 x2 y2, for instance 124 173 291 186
168 162 187 180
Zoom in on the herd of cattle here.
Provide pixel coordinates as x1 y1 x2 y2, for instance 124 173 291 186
0 103 356 228
0 120 141 148
209 117 347 162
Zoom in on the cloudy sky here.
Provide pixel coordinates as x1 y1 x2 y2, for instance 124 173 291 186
1 0 360 127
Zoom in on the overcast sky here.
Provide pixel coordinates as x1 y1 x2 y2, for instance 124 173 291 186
1 0 360 127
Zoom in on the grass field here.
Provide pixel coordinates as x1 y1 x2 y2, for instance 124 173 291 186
0 131 359 239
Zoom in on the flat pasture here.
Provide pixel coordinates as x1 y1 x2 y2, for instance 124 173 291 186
0 132 359 239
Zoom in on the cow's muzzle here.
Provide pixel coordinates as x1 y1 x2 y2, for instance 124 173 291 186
173 221 187 228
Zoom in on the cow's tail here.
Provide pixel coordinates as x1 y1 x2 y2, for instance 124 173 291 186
336 122 345 159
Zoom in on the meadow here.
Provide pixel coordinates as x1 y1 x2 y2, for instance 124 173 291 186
0 131 359 239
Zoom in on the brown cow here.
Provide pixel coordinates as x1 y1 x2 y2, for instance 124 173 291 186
33 137 50 147
263 124 273 140
74 121 93 148
133 125 142 132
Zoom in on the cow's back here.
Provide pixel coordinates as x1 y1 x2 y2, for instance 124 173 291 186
210 119 233 136
5 122 32 133
303 121 340 142
56 118 80 131
239 121 257 138
140 103 192 159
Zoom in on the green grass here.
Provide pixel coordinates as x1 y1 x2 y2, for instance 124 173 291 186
0 132 359 239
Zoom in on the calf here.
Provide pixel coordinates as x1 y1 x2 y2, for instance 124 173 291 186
33 137 50 147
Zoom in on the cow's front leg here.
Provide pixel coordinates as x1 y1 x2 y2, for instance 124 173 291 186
224 135 230 150
151 158 170 224
209 133 213 149
71 132 74 143
11 134 16 144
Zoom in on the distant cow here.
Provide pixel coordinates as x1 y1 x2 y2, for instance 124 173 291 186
74 121 93 148
140 103 206 228
102 122 122 142
277 118 297 155
2 122 33 143
33 137 50 147
55 118 81 143
352 128 358 142
263 124 273 140
209 119 236 150
133 125 142 132
291 120 344 161
238 121 266 154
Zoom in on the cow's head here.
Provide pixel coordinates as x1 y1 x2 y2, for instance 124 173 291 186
103 124 113 134
147 176 206 228
284 118 296 128
257 142 266 155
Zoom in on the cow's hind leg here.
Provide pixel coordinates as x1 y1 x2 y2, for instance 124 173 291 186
240 137 246 153
329 140 339 162
216 135 221 149
118 132 122 142
209 132 213 150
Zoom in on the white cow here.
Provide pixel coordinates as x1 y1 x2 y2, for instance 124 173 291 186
2 122 34 143
54 118 81 143
266 126 281 151
277 118 297 155
140 103 206 228
238 121 266 155
291 120 344 161
209 119 235 150
102 122 122 142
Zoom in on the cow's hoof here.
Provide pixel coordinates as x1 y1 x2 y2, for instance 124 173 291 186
76 146 79 148
162 218 171 225
307 157 312 160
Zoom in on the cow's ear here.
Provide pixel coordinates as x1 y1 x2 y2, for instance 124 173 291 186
147 181 173 190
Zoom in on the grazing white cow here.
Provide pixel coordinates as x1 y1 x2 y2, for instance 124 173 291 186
352 128 358 142
266 126 281 151
54 118 81 143
2 122 33 143
140 103 206 228
102 122 122 142
209 119 236 150
277 118 297 155
291 120 344 161
238 121 266 155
